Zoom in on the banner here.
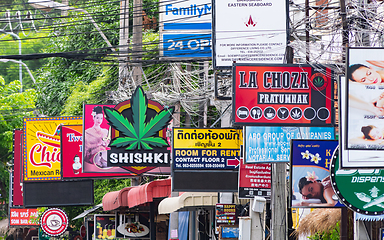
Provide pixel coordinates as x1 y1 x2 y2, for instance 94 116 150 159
232 64 334 126
290 139 341 208
238 162 271 199
173 128 242 170
61 125 135 179
23 116 82 181
9 208 39 227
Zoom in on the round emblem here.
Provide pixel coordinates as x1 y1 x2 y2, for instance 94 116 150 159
310 73 328 91
40 208 68 236
331 147 384 215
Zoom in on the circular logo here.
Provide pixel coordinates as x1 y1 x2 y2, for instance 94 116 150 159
40 208 68 236
277 107 289 120
310 72 328 91
331 147 384 215
317 107 330 121
290 107 302 120
237 107 249 120
303 107 316 120
250 107 263 120
264 107 276 120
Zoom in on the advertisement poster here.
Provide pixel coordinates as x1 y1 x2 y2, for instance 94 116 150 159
331 147 384 215
232 64 334 126
173 128 242 170
215 204 237 225
238 162 271 199
244 126 335 163
346 48 384 150
12 130 23 206
9 208 39 226
339 74 384 168
115 213 150 238
61 125 134 179
212 0 287 68
23 116 83 181
94 215 116 240
290 139 341 208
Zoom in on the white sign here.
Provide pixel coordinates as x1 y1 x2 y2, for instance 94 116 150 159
213 0 287 68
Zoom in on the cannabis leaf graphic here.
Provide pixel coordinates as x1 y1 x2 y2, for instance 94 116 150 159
103 86 174 150
313 76 324 87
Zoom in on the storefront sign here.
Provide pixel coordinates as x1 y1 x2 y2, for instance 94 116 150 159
232 64 334 126
331 147 384 215
162 33 211 58
291 140 341 208
238 162 271 199
105 87 174 168
61 125 134 178
40 208 68 236
244 126 335 163
12 130 23 206
10 208 39 226
215 204 237 225
94 215 116 240
23 116 83 181
173 128 242 170
212 0 287 68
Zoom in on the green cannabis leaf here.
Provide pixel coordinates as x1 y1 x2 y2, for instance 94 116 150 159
104 86 174 150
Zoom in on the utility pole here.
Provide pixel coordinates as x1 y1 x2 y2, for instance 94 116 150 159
132 0 142 86
120 0 129 87
271 163 287 240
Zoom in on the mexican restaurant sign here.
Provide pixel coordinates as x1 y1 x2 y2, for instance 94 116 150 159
173 128 242 170
23 116 83 181
232 64 334 126
105 86 174 167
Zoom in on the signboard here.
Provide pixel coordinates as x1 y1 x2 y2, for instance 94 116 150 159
331 147 384 215
40 208 68 236
94 215 116 240
238 162 271 199
341 48 384 168
23 116 83 181
61 125 134 178
232 64 334 126
104 87 174 168
162 33 211 58
244 126 335 163
290 139 341 208
215 204 236 225
86 217 94 240
173 128 242 170
12 130 23 206
9 208 39 226
212 0 287 68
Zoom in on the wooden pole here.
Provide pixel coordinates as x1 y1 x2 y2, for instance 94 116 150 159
271 163 287 240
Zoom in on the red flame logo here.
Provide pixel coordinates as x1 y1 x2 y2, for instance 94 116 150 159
245 16 257 27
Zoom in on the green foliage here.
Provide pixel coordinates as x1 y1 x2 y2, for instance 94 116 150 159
308 222 340 240
104 86 174 150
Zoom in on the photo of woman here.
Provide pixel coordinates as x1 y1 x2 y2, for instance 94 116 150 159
84 106 110 168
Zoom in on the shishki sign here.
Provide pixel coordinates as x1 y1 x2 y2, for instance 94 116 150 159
105 86 174 167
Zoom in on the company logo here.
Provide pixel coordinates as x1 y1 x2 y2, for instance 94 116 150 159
165 4 211 18
310 73 328 91
245 16 257 27
105 86 174 167
40 208 68 236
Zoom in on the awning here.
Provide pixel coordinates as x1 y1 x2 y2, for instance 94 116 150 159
127 178 171 208
158 192 218 214
72 203 103 220
356 213 384 221
102 187 133 211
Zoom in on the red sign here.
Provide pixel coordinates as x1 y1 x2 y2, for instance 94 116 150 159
238 161 271 199
12 130 23 206
40 208 68 236
80 225 86 238
232 64 334 126
61 125 136 178
10 208 39 226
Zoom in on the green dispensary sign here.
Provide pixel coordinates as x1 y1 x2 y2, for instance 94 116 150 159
331 147 384 215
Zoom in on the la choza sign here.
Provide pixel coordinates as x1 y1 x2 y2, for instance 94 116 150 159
106 86 174 167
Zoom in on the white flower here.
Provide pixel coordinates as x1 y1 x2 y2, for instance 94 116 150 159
301 150 310 159
310 153 321 164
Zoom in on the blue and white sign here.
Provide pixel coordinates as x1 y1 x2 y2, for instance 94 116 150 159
162 33 211 58
244 127 335 163
161 0 212 30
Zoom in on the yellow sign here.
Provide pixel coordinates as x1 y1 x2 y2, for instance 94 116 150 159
173 128 243 149
23 117 83 181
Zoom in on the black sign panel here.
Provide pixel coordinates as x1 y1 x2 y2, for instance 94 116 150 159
172 171 238 191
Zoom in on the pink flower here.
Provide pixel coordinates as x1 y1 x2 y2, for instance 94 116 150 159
306 171 318 182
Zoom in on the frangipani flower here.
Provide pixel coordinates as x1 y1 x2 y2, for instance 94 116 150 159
306 171 318 182
301 150 311 159
310 153 321 164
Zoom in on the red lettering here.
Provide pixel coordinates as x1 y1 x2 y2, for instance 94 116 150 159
29 143 61 168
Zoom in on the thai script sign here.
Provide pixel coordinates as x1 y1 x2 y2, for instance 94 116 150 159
10 208 39 226
23 116 82 181
244 126 335 163
233 64 334 126
238 162 271 199
173 128 242 170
